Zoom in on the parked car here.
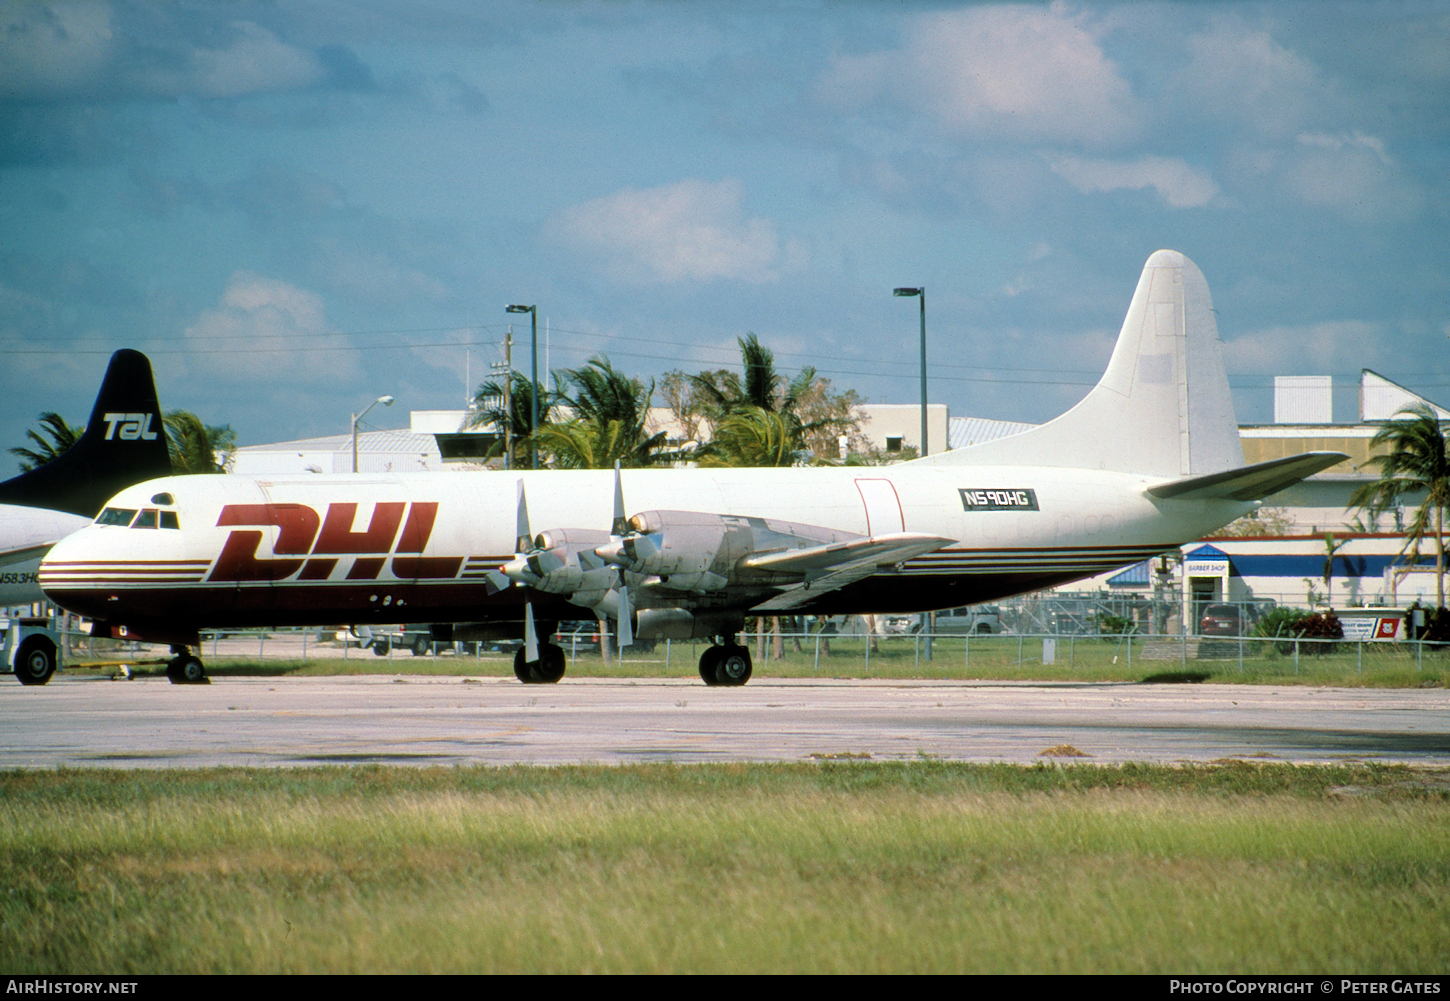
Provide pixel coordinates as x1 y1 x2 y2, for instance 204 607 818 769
1198 603 1244 636
876 614 914 635
374 625 482 656
556 619 655 653
924 606 1004 635
556 620 601 652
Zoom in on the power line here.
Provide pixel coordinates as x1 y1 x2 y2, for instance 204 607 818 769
4 334 1444 391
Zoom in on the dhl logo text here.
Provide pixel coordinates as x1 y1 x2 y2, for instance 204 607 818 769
103 412 159 441
207 502 463 583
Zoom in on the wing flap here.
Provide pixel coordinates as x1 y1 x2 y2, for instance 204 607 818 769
739 532 953 575
1146 452 1348 502
744 533 953 612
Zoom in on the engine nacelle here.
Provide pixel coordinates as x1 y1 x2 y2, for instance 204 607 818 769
596 509 861 593
504 528 614 596
595 510 733 582
635 608 745 641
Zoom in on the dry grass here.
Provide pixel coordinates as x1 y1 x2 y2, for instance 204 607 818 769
3 763 1448 973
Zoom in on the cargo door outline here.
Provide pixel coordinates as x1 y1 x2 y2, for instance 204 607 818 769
855 478 905 536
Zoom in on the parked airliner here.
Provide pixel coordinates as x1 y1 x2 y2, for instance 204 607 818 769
39 252 1344 685
0 349 171 609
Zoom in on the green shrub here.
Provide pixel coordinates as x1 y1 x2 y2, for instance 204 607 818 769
1405 603 1450 644
1096 612 1133 638
1250 607 1340 655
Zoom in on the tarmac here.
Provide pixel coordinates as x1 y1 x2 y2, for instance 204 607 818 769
2 672 1447 768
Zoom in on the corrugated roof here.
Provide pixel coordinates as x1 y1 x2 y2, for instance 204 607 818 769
948 417 1037 450
233 429 439 455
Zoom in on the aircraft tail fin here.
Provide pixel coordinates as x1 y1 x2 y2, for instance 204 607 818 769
915 250 1243 477
0 350 172 518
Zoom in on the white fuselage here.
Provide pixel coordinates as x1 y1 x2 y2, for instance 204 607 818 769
0 505 92 606
39 464 1250 636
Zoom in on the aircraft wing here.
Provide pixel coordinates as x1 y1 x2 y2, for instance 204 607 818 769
744 532 953 612
0 543 55 568
1146 452 1348 502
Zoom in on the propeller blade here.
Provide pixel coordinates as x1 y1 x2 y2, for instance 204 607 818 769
611 460 628 537
617 582 633 647
484 569 511 595
524 601 539 663
515 479 532 553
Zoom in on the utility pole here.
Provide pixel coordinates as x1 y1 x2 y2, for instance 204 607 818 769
491 326 514 470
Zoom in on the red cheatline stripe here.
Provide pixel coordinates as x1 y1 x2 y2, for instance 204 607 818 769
41 560 212 566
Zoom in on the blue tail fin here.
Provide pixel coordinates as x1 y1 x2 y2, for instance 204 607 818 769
0 350 172 517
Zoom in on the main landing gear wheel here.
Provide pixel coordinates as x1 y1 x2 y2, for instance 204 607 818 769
14 636 57 686
698 644 752 687
165 647 208 685
698 646 723 686
513 643 567 684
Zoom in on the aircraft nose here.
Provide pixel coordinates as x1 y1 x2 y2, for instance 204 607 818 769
38 527 101 602
40 525 89 567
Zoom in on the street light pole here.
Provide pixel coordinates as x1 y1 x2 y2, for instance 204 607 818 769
893 287 927 457
506 303 539 469
893 286 931 660
351 394 394 473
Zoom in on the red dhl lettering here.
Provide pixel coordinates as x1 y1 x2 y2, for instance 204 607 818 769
208 502 462 582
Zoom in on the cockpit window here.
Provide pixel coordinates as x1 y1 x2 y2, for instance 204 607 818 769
97 507 138 527
151 492 174 506
160 511 180 529
132 509 158 529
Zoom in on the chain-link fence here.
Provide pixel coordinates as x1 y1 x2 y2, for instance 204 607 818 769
38 600 1445 682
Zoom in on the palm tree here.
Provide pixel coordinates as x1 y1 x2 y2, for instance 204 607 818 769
1350 403 1449 607
464 371 556 469
164 411 237 473
688 334 857 465
10 412 83 472
533 357 671 469
689 333 810 420
697 409 799 467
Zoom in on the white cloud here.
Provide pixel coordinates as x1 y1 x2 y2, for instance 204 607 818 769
549 178 805 284
1225 320 1388 375
0 2 115 100
1179 20 1325 139
1274 132 1422 222
134 21 325 99
819 3 1139 147
0 9 325 103
1046 154 1219 208
1177 23 1421 222
181 273 361 384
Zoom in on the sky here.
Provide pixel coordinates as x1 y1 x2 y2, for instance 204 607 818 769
2 0 1448 458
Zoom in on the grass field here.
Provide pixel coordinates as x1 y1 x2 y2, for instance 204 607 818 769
89 632 1450 688
4 762 1449 974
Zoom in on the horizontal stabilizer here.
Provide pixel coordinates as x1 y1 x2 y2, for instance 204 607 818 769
1146 451 1347 502
0 543 57 569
